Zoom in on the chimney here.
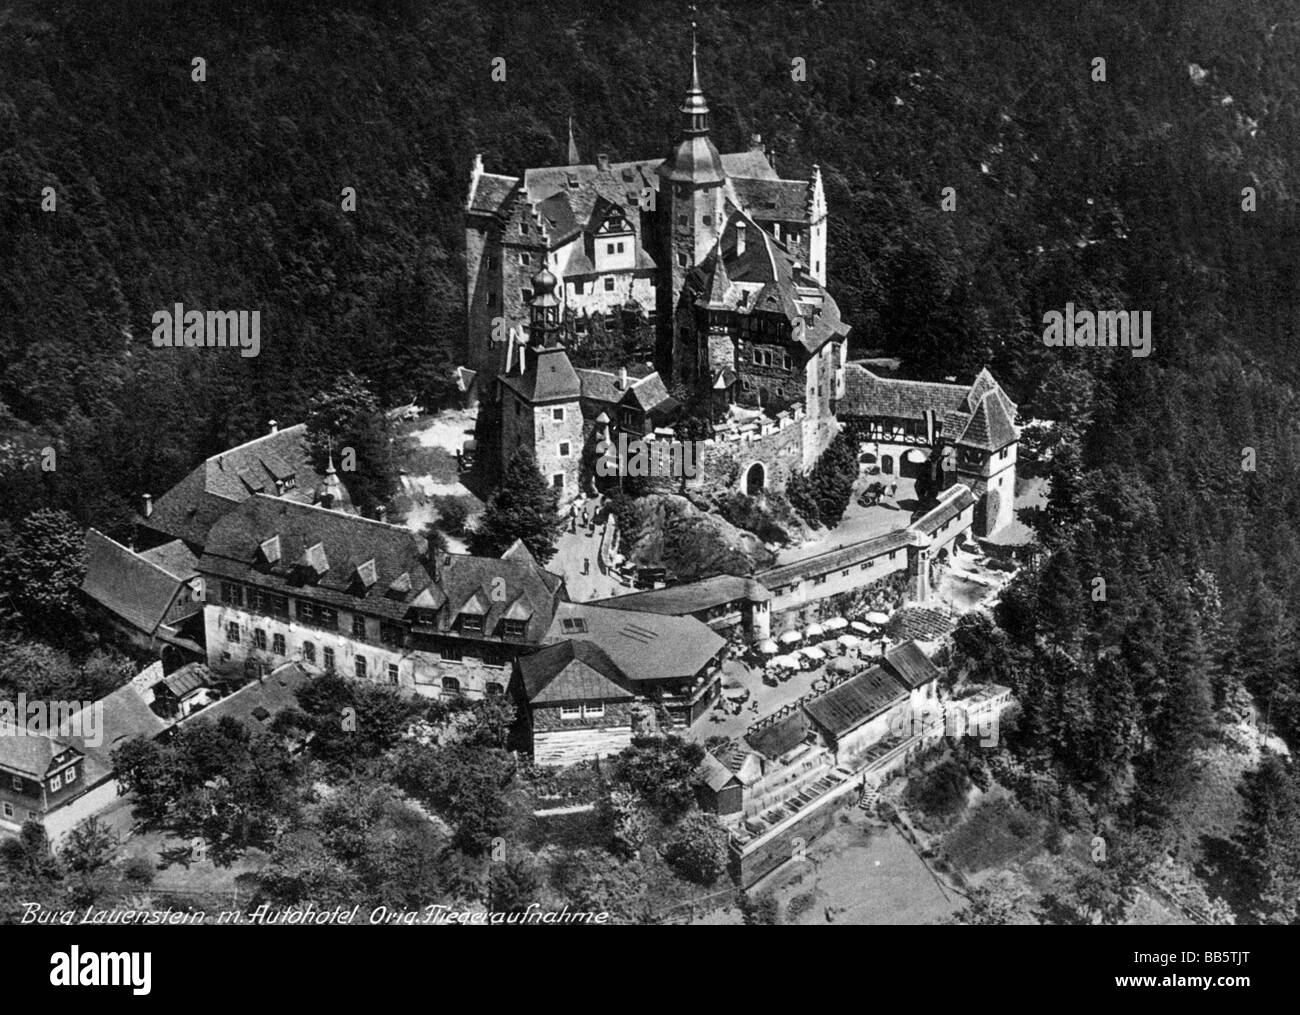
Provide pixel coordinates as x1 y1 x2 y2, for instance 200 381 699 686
736 221 746 256
618 366 628 390
142 493 153 518
268 418 278 434
377 505 387 523
596 153 610 172
274 479 285 496
750 132 763 152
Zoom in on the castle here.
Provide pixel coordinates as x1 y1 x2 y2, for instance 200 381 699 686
464 37 1017 538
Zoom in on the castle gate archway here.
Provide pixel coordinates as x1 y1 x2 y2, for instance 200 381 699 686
744 462 766 496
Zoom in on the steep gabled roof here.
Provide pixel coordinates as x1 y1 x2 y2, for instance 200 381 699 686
499 345 582 404
0 731 81 781
82 529 189 635
516 640 635 705
840 365 970 422
544 602 724 682
950 390 1018 452
803 666 907 738
146 424 334 547
730 176 810 222
198 495 434 621
882 640 942 690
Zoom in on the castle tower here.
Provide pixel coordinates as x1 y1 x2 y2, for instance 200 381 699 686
499 268 584 505
658 25 726 387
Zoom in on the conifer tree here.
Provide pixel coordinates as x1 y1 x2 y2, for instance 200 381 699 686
470 450 561 564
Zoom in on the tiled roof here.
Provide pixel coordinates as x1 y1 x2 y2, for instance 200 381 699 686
840 365 970 422
890 607 957 643
57 683 170 777
951 390 1018 451
621 373 672 412
591 575 771 615
138 539 199 579
730 176 810 222
803 665 907 738
544 602 724 682
467 172 519 215
699 750 742 792
198 495 435 622
0 731 81 781
162 662 212 698
185 663 314 732
516 640 635 705
82 529 188 635
758 528 912 589
500 346 582 404
147 424 333 547
431 551 564 644
744 709 813 761
882 640 942 690
912 485 977 534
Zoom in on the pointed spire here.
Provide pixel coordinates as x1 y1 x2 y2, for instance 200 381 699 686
567 116 581 165
680 17 710 132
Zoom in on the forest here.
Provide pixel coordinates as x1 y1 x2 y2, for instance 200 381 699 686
4 0 1300 920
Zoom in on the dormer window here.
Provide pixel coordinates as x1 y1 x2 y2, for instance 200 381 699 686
355 559 378 587
567 173 579 189
502 618 527 638
258 535 281 566
459 613 484 634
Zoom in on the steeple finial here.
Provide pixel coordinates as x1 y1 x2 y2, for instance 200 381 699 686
690 17 699 92
680 7 709 132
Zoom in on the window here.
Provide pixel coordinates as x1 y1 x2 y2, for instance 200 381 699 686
303 641 316 664
318 606 338 631
1 802 11 818
616 242 625 253
65 767 77 784
521 288 533 303
553 407 565 421
814 574 827 586
388 664 399 685
355 657 368 679
604 276 615 291
552 474 564 490
226 622 240 643
323 647 335 671
380 622 404 646
519 223 528 236
502 618 527 638
296 600 314 624
677 252 688 267
484 648 507 668
254 629 267 650
441 643 463 662
519 252 531 265
677 214 687 226
560 706 581 720
442 677 461 695
561 618 587 634
486 682 505 697
221 582 243 606
352 615 367 639
860 561 872 571
558 442 570 457
583 703 605 719
10 776 21 791
49 774 62 792
272 633 285 655
487 293 497 308
702 215 711 226
459 614 484 634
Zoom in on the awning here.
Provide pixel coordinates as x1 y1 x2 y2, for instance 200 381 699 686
822 617 848 632
850 621 874 635
804 623 825 639
906 448 928 464
758 639 779 655
865 611 890 625
837 634 860 647
779 631 804 644
801 646 827 663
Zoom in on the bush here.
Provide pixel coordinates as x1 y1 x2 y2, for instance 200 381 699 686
123 856 155 884
435 497 471 536
662 811 731 885
905 760 971 822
